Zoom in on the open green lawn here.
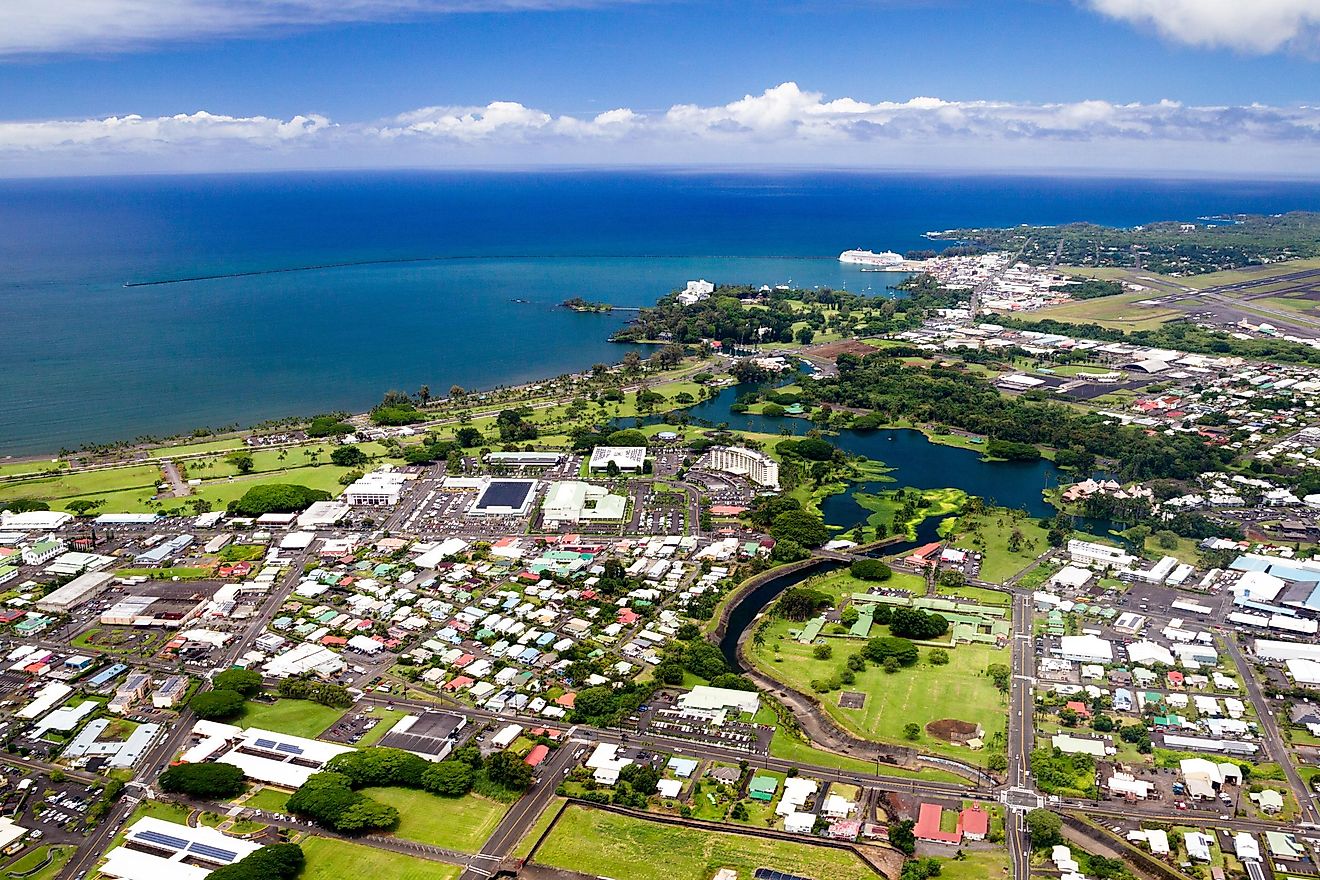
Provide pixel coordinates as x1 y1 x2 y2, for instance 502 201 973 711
533 805 881 880
936 584 1011 606
360 787 508 853
937 850 1010 880
1142 534 1202 567
1018 290 1182 331
2 845 74 880
243 786 293 813
298 837 462 880
240 698 345 739
0 464 164 506
940 508 1051 584
357 708 408 747
750 615 1007 760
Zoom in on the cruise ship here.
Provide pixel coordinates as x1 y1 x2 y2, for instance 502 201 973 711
838 248 903 267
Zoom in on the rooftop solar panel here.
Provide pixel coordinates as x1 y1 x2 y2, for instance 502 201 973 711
253 738 278 749
189 842 240 862
275 742 303 754
754 870 812 880
474 480 535 510
135 829 189 850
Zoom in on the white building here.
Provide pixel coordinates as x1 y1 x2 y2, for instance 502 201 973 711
1059 634 1113 663
677 685 760 717
101 817 263 880
588 446 647 473
542 481 627 524
35 570 115 613
1066 539 1135 569
216 727 355 788
676 279 715 305
343 469 409 506
707 446 780 489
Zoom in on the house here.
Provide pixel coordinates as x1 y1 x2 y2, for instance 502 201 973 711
1184 832 1213 862
748 775 778 802
960 806 989 841
1251 789 1284 814
783 812 815 834
913 803 962 845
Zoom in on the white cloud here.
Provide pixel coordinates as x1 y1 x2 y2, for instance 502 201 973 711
2 83 1320 175
1083 0 1320 54
0 0 626 55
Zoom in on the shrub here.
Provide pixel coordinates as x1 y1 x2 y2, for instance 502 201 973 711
849 559 892 581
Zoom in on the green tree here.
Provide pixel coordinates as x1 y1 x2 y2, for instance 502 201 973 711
189 689 245 720
226 452 255 474
1025 809 1063 847
330 445 368 468
213 668 263 696
889 819 916 854
159 762 247 798
485 750 533 791
769 510 830 548
812 643 833 660
903 722 922 741
420 761 474 797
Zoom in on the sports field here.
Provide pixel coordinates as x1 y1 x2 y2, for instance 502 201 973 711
533 805 882 880
750 615 1006 759
359 787 508 853
299 837 462 880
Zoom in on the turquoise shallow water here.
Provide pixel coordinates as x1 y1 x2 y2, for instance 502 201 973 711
4 169 1320 455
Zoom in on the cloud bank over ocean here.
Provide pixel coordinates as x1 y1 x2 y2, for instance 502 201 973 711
3 83 1319 176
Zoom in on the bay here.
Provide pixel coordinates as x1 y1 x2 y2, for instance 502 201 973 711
5 169 1320 455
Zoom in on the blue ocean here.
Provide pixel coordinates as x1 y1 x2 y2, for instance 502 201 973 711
5 170 1320 456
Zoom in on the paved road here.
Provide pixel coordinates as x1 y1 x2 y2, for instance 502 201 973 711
1223 637 1320 825
458 738 582 879
1004 592 1036 880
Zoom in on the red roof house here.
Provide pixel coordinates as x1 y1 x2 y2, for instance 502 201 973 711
913 803 962 845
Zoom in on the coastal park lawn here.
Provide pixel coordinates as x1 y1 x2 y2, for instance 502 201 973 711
298 837 461 880
747 574 1008 761
532 805 881 880
357 787 509 853
938 506 1052 584
0 464 164 507
239 698 345 739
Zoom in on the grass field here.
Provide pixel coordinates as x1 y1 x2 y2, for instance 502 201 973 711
1018 290 1182 331
360 787 508 853
357 708 408 747
240 698 345 739
940 508 1051 584
243 786 293 813
935 584 1011 606
936 849 1011 880
533 806 881 880
298 837 462 880
2 845 74 880
1180 256 1320 289
0 464 163 506
749 608 1007 760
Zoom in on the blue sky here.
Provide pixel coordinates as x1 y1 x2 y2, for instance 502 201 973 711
1 0 1318 176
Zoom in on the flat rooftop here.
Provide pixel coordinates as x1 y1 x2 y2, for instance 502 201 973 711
473 479 536 511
